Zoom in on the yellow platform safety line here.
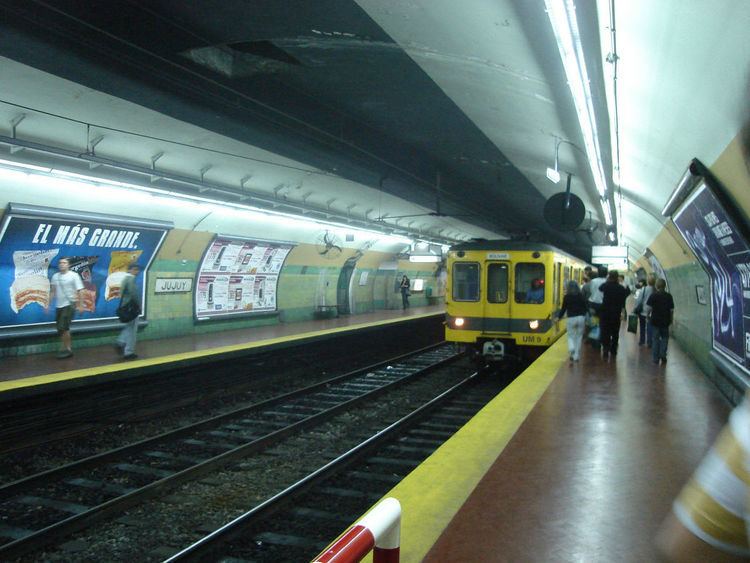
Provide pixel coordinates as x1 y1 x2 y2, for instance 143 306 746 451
0 312 441 393
356 338 568 563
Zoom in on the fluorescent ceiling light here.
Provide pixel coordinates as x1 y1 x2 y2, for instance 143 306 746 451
546 167 561 183
0 158 52 173
0 161 414 245
602 201 613 225
545 0 609 200
409 255 441 263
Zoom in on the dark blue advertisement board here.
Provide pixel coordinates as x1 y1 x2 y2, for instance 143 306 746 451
0 204 170 334
673 179 750 371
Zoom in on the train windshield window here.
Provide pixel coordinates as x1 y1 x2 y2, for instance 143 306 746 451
452 263 480 301
487 263 508 303
515 263 545 304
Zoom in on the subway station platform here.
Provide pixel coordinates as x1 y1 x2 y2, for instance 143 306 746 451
365 325 731 562
0 305 443 396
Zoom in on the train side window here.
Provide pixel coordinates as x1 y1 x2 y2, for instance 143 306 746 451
452 262 480 301
515 263 545 304
487 263 508 303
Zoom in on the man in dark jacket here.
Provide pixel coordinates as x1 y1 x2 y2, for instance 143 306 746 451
646 278 675 365
598 270 631 357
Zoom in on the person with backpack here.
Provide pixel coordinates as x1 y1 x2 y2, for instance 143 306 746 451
115 262 142 360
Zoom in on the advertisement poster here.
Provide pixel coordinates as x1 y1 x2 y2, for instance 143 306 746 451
673 180 750 370
0 206 169 332
644 248 668 288
195 237 293 319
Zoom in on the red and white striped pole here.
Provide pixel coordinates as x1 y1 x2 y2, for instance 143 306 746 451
312 497 401 563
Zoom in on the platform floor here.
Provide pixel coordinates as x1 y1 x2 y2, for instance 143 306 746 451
0 305 443 389
421 327 730 561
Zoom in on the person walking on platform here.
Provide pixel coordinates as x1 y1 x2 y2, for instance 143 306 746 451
587 266 607 316
399 274 411 310
646 278 674 365
46 257 84 359
598 270 630 357
638 274 656 346
557 280 587 362
116 263 142 360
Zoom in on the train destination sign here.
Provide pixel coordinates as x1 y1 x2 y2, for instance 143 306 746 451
673 178 750 373
195 236 294 320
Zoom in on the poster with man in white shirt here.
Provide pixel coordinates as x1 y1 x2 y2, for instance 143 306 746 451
46 257 84 359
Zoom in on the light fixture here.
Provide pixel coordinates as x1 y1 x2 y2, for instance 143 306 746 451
454 317 465 328
546 138 561 183
409 254 441 263
602 200 613 226
545 0 611 224
546 166 561 184
529 320 540 330
0 160 415 246
608 231 616 242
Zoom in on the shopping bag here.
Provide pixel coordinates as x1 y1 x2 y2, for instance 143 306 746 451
588 325 600 341
627 313 638 333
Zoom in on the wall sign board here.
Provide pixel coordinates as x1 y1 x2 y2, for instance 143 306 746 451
0 204 170 336
195 236 293 320
155 278 193 294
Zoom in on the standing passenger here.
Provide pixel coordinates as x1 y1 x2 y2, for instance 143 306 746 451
646 278 674 365
116 263 142 360
399 274 411 310
557 280 587 362
640 275 656 347
46 257 84 359
598 270 630 357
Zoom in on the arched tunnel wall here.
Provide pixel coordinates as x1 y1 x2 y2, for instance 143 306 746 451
638 133 750 402
0 170 443 357
0 225 441 357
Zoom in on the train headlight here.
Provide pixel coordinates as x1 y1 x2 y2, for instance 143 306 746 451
529 319 540 330
454 317 465 328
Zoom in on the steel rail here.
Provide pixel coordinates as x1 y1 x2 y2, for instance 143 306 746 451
165 370 481 562
0 343 459 559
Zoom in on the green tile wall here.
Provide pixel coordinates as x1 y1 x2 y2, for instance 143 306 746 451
2 259 439 357
664 263 719 383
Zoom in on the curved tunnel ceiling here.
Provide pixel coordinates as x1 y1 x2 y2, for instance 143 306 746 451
0 1 747 263
0 0 605 258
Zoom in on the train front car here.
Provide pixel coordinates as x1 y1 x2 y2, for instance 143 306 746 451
445 241 585 365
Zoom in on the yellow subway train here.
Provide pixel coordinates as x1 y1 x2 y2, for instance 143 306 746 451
445 241 587 363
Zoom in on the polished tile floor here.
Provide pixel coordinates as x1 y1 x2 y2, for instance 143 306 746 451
0 306 443 382
424 326 730 561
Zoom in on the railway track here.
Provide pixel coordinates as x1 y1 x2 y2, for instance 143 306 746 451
165 370 500 562
0 316 443 453
0 343 460 560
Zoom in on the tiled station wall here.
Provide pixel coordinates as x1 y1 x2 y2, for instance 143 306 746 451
1 229 442 357
637 134 750 403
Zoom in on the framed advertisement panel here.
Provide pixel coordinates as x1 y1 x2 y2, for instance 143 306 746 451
672 172 750 372
195 235 294 320
0 204 171 337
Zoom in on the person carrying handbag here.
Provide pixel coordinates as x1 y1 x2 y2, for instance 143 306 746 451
635 275 656 346
115 263 142 360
